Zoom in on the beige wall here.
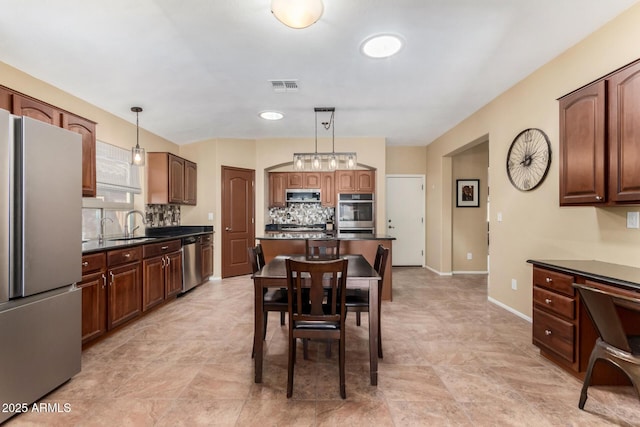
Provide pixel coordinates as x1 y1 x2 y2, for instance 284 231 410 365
386 146 427 175
452 142 488 273
426 3 640 317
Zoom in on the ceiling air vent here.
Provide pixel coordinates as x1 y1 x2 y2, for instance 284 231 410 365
270 80 299 93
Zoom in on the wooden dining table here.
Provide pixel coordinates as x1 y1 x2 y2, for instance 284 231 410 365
252 254 381 385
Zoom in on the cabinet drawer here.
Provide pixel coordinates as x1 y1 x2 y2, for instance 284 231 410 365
533 286 575 320
533 308 575 363
533 267 575 296
107 246 142 267
82 252 106 274
201 233 213 244
143 239 181 259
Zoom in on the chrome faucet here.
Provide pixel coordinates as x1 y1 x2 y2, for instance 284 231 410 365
99 217 113 244
124 210 147 238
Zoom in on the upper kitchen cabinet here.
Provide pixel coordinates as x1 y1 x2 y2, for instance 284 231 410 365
269 172 287 208
62 113 97 197
559 81 606 206
335 170 376 193
287 172 321 189
147 152 197 205
320 172 335 206
12 94 61 126
559 59 640 206
0 85 96 197
608 62 640 203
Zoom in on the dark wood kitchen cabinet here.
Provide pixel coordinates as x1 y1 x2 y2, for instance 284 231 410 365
559 58 640 206
0 85 97 197
79 252 107 345
148 152 197 205
201 233 214 281
142 239 182 311
335 170 375 193
62 113 97 197
106 246 142 330
269 172 288 207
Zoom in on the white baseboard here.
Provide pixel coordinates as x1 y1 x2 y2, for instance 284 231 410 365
452 270 489 275
425 265 453 276
488 296 532 322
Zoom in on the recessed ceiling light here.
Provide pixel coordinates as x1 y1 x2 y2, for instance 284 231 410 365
361 34 404 58
259 111 284 121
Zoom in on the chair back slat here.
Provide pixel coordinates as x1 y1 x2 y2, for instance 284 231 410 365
574 283 634 352
306 238 340 260
286 258 348 324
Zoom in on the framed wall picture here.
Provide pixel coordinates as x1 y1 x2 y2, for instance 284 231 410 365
456 179 480 207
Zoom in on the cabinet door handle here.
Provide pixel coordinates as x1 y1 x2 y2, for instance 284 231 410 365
595 196 603 201
161 257 166 268
545 298 552 304
101 273 107 289
166 255 171 266
545 329 552 336
82 261 89 267
545 277 553 283
109 271 115 286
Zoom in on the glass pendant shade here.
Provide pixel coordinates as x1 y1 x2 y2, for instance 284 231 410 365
294 154 305 170
346 153 357 169
328 154 338 170
271 0 324 29
132 145 145 166
311 154 322 170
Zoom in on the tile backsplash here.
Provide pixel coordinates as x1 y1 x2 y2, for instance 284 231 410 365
269 204 334 225
146 204 181 228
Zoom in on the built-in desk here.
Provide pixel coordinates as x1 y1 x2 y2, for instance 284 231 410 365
527 259 640 384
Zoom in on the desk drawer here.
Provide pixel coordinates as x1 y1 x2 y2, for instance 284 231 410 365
533 308 575 363
533 266 575 296
533 286 575 320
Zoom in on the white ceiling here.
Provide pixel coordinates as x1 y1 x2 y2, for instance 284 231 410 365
0 0 637 146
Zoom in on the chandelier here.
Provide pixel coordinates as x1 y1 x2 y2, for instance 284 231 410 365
293 107 357 171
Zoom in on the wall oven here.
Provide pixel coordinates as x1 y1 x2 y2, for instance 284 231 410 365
337 193 375 234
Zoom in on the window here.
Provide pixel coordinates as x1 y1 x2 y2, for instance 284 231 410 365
82 141 142 240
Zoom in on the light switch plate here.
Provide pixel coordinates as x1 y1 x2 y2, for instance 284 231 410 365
627 212 639 229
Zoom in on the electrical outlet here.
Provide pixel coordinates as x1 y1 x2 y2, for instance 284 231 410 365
497 212 503 222
208 212 214 221
511 279 517 290
466 252 473 260
627 212 639 229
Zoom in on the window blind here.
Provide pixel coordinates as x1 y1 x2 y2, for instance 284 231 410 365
96 140 142 194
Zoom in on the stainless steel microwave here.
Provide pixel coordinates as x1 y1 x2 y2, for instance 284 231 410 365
285 189 321 203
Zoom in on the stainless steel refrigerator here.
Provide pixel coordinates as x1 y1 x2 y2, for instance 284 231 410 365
0 108 82 424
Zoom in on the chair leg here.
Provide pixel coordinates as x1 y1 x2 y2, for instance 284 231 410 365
287 337 295 398
263 312 268 338
377 316 383 359
339 337 346 399
303 338 309 360
326 340 332 358
280 312 286 325
579 343 601 410
251 333 256 358
356 312 361 326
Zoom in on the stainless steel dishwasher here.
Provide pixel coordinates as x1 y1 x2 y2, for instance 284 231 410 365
181 235 202 293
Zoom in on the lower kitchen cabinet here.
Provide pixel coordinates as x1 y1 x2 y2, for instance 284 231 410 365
201 233 214 281
106 247 142 330
80 253 107 345
142 239 182 311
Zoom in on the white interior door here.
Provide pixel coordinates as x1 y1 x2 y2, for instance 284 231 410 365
386 175 425 266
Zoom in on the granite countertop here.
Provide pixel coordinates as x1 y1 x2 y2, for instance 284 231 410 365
527 259 640 292
82 225 214 254
258 233 396 240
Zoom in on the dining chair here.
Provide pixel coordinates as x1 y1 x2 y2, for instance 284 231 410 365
249 245 287 358
345 244 389 358
572 282 640 410
285 257 349 399
305 238 340 260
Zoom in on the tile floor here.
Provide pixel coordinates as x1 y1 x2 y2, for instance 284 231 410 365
6 267 640 426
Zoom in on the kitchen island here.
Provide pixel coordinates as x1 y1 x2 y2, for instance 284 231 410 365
257 234 395 300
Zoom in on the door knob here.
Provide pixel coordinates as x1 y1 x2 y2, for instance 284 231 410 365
225 227 232 231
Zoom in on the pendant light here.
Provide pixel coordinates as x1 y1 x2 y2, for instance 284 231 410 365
293 107 357 171
130 106 145 166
